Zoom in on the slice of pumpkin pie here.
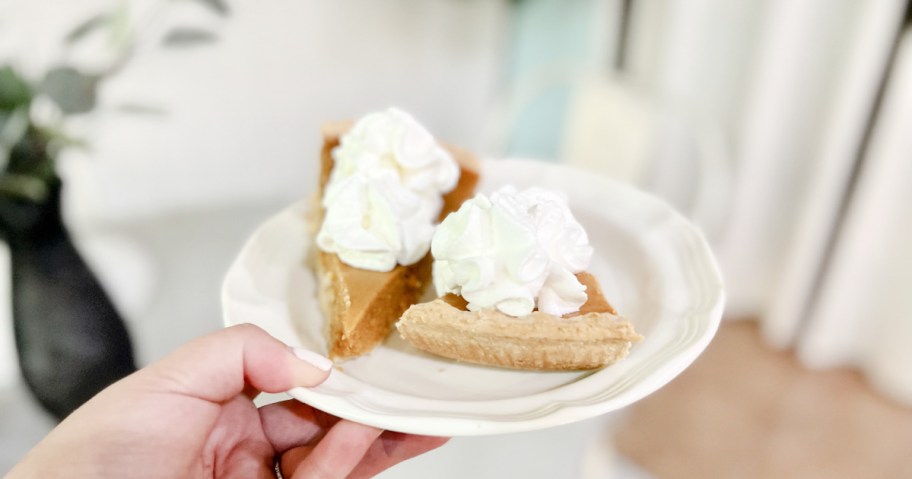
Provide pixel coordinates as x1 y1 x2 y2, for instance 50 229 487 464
312 108 479 359
397 186 642 370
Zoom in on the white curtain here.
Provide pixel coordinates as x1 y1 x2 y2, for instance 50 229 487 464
797 30 912 402
549 0 912 404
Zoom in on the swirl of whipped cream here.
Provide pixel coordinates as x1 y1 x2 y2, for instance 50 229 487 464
316 108 459 272
432 185 594 317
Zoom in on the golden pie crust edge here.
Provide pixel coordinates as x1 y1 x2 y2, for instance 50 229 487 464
397 273 643 371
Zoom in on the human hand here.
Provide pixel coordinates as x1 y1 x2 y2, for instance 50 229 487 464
8 324 447 478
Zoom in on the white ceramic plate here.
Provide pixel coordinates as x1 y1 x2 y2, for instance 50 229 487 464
221 159 724 436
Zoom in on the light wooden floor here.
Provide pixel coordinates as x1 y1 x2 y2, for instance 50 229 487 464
613 320 912 479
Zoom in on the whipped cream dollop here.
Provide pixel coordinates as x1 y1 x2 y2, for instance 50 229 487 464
432 185 594 317
316 108 460 272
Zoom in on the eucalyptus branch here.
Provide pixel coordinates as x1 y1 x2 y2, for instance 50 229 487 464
0 0 228 203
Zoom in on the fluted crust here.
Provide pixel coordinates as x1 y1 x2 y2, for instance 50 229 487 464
397 296 643 371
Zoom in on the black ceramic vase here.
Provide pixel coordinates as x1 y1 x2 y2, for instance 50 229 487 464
0 134 136 421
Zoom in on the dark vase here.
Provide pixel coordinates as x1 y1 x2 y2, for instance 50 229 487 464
0 146 136 420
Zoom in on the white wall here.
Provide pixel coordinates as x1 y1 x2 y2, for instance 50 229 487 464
2 0 510 223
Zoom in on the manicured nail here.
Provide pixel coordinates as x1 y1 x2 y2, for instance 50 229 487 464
292 347 333 371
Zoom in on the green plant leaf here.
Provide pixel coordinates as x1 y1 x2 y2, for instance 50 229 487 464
0 66 32 111
0 108 30 149
162 28 218 47
116 103 169 116
65 13 110 43
0 173 50 202
39 67 99 115
186 0 230 16
41 127 88 152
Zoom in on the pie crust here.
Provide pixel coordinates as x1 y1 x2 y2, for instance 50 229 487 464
397 272 643 370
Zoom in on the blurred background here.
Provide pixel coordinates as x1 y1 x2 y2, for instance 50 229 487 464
1 0 911 477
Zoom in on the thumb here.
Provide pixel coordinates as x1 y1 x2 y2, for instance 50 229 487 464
129 323 332 402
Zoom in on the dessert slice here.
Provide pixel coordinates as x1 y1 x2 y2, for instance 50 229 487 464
397 186 642 371
313 111 479 359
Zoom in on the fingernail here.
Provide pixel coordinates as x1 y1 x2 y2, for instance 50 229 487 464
292 347 333 371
